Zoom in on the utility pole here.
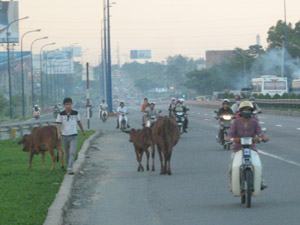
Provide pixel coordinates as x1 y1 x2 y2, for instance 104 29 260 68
101 23 106 100
103 0 108 105
106 0 113 112
281 0 287 77
86 62 91 129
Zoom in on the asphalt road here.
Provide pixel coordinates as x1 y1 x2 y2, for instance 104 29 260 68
65 104 300 225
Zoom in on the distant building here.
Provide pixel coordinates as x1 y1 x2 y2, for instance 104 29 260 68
205 50 235 68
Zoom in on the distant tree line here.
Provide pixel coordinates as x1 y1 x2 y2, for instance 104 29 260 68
185 20 300 95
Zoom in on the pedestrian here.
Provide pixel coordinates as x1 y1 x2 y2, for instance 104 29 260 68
56 97 85 175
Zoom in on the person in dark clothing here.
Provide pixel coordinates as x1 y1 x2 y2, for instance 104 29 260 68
216 99 234 143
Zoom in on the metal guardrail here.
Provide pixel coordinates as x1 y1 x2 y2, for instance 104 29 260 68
255 99 300 105
0 120 56 141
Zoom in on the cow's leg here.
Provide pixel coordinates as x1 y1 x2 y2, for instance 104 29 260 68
135 149 141 172
49 149 56 170
151 144 155 172
139 151 144 172
163 152 168 175
157 145 165 174
145 148 150 171
167 151 173 175
57 143 65 169
28 151 34 169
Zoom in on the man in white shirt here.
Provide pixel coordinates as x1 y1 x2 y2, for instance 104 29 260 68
56 97 85 174
116 102 129 129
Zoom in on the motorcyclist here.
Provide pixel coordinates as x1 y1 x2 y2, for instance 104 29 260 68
249 96 262 114
99 100 108 119
141 98 150 126
217 99 234 117
32 104 41 119
229 100 268 189
116 101 129 129
144 102 161 126
168 98 177 117
229 101 268 152
53 104 60 118
216 99 234 143
231 95 241 114
141 97 150 113
174 98 189 133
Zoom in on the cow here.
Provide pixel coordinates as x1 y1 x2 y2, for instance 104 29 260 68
18 126 64 170
152 116 180 175
129 127 155 172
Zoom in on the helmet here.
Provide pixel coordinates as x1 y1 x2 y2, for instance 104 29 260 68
171 97 176 101
150 102 156 105
34 104 38 108
178 98 185 103
223 99 230 104
239 101 254 111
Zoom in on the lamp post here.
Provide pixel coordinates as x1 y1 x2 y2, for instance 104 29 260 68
40 42 56 109
5 16 29 118
105 0 115 112
20 29 41 118
30 36 48 107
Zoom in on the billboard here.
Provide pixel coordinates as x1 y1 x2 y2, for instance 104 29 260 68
45 50 74 75
130 50 152 59
0 1 19 43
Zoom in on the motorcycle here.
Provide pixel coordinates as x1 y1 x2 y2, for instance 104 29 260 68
217 113 233 150
175 111 185 133
100 110 108 122
33 110 40 120
53 108 60 119
145 115 157 128
119 113 128 131
231 136 265 208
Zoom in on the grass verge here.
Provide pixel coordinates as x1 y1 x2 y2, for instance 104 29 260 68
0 130 95 225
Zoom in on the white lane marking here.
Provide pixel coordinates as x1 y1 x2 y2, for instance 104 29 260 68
258 150 300 167
297 128 300 131
259 121 265 124
275 124 282 127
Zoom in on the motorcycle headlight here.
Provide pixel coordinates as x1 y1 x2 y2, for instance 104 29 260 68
222 115 232 120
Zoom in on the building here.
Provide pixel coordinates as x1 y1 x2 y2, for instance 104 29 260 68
205 50 235 68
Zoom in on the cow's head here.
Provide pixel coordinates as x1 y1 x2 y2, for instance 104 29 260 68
129 128 138 143
18 134 33 152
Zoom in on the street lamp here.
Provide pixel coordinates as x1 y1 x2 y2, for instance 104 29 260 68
30 36 48 107
40 42 56 109
5 16 29 118
20 29 41 119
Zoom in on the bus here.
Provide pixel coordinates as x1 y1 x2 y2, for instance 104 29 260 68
251 75 288 96
292 79 300 94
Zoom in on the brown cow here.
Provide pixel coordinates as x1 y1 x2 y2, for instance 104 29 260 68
152 116 180 175
18 126 64 170
129 127 155 172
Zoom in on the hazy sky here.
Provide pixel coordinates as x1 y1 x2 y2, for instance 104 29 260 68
18 0 300 64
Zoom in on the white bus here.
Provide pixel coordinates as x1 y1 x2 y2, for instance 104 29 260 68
292 79 300 94
251 75 288 96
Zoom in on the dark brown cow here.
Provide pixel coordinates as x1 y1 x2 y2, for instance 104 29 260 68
129 127 155 172
18 126 64 170
152 116 180 175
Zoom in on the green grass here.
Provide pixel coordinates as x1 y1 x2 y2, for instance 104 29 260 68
0 130 95 225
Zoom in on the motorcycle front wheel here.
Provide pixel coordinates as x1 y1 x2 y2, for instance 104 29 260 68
245 169 253 208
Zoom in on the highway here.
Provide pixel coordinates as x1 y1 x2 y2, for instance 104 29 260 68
64 104 300 225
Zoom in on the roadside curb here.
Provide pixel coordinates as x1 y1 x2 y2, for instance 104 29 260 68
43 131 100 225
